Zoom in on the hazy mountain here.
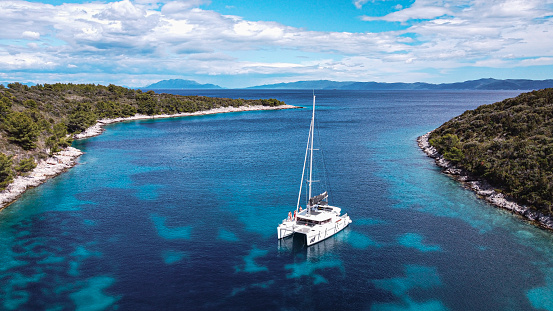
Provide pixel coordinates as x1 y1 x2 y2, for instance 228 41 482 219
247 80 354 90
247 78 553 90
144 79 222 89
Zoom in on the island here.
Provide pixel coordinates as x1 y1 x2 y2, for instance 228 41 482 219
418 88 553 229
247 78 553 90
143 79 223 90
0 83 294 210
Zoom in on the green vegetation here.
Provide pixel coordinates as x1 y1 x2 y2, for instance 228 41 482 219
3 111 41 150
0 82 285 189
15 157 37 174
46 122 72 154
0 153 13 190
429 88 553 214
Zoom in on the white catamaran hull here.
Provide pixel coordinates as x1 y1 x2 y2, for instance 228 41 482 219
277 212 352 246
297 214 351 246
277 222 295 240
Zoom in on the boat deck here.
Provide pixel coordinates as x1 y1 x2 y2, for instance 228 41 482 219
297 205 340 222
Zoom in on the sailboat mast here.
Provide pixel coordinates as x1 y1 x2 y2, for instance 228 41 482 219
296 121 310 212
296 93 317 214
296 95 313 213
308 93 315 212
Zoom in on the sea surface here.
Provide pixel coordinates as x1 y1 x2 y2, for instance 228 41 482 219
2 89 553 311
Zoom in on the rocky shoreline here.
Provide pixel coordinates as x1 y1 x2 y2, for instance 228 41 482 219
73 104 297 139
0 147 83 209
417 132 553 230
0 104 297 210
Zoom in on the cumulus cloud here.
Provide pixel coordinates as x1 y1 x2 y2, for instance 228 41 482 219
357 0 553 72
162 0 208 13
0 0 552 87
22 31 40 40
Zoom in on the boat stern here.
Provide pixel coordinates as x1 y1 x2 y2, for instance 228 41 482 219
277 221 294 239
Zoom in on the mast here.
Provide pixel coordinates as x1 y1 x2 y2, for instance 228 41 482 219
296 92 316 216
296 95 312 213
296 122 310 212
308 93 315 215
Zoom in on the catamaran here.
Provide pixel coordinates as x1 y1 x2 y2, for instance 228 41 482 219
277 94 352 246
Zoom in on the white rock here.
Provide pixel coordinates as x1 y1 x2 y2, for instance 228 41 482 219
0 147 83 209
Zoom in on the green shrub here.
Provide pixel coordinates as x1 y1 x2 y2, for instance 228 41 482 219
429 133 464 163
136 93 159 115
3 111 40 150
0 153 13 190
67 104 97 133
0 95 12 119
46 122 72 154
15 157 36 174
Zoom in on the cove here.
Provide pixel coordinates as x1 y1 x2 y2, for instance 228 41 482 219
1 89 553 310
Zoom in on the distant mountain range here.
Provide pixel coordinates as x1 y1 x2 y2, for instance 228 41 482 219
143 79 222 89
3 78 552 91
247 78 553 90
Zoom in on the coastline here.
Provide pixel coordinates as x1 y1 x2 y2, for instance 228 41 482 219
73 104 298 139
417 132 553 231
0 104 297 210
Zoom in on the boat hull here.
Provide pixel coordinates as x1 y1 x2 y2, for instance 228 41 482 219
293 214 351 246
277 221 295 239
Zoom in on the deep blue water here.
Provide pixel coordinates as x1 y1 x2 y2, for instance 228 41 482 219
2 89 553 310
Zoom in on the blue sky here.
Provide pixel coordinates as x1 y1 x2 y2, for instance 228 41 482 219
1 0 552 88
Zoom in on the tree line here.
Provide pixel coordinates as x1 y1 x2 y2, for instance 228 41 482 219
429 88 553 214
0 82 285 190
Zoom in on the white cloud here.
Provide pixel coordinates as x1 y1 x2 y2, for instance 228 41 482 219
232 21 285 40
162 0 208 13
0 51 57 70
22 31 40 40
361 1 452 22
0 0 552 87
354 0 370 9
483 0 543 18
95 0 144 20
357 0 553 76
518 57 553 66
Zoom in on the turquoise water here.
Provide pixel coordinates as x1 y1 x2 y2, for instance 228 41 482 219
1 89 553 310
